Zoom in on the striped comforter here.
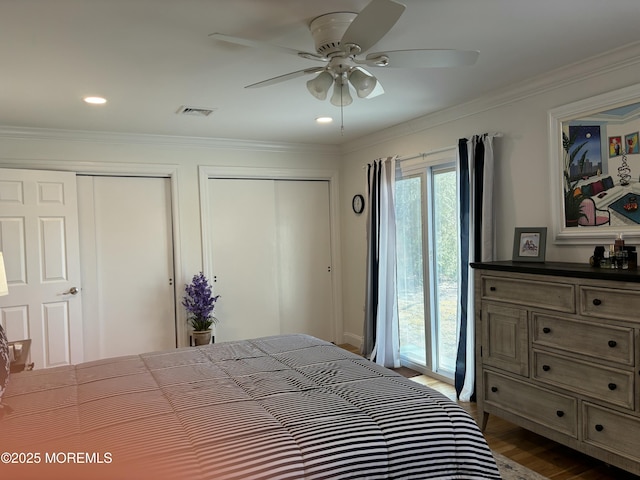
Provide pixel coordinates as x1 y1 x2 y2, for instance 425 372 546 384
0 334 500 479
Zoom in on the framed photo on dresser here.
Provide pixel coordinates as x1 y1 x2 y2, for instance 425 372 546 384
512 227 547 262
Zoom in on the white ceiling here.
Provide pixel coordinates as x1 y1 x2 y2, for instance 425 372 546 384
1 0 639 146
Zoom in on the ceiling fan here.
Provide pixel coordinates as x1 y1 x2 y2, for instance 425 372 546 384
210 0 479 107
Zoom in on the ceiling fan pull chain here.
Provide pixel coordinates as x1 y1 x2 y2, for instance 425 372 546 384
340 81 345 135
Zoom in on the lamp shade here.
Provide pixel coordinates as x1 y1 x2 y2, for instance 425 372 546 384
330 78 353 107
348 68 377 98
306 71 334 100
0 252 7 297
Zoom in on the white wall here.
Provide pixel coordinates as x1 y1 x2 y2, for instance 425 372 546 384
0 132 341 345
338 43 640 346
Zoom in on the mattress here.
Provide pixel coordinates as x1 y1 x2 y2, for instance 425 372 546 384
0 334 500 479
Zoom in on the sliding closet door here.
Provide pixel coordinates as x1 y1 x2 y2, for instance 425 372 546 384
208 179 280 341
275 180 333 340
77 176 176 360
209 178 334 342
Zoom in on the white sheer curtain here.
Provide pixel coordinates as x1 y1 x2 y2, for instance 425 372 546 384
455 134 496 401
362 156 400 368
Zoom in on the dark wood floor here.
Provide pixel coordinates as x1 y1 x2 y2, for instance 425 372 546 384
338 344 639 480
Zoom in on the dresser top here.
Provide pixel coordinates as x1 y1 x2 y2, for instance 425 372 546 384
470 260 640 283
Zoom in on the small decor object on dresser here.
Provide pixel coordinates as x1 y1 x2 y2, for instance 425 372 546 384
183 272 220 346
512 227 547 262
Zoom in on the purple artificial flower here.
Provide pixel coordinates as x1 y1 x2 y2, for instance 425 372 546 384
182 272 220 331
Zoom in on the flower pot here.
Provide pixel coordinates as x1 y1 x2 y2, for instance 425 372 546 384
192 330 212 346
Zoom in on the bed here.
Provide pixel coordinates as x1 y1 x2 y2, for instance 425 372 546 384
0 334 500 479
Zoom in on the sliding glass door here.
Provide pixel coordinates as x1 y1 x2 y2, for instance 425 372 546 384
396 157 459 380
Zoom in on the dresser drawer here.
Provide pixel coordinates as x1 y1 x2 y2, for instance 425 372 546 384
580 286 640 322
534 351 634 409
584 403 640 462
484 370 577 437
532 313 634 366
482 276 575 313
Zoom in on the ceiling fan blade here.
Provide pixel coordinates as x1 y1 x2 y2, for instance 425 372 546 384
341 0 405 53
209 33 326 61
245 67 326 89
365 49 480 68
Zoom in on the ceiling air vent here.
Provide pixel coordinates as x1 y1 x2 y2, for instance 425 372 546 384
176 105 216 117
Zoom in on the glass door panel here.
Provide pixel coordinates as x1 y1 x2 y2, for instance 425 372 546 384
431 168 459 375
396 175 427 366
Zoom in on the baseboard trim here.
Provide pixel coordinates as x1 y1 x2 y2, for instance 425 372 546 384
341 332 362 349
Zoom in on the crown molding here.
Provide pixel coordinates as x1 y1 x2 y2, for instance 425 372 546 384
342 41 640 155
0 125 340 156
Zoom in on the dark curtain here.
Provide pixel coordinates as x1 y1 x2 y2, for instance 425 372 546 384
362 161 381 359
455 134 494 401
361 157 399 367
455 138 472 399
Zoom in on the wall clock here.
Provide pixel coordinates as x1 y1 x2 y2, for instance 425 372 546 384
352 194 365 214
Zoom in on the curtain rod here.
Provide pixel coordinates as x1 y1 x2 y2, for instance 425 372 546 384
396 132 503 163
397 144 456 162
365 132 503 167
457 132 503 141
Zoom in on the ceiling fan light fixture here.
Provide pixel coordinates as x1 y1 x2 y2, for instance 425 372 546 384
306 71 334 100
330 78 353 107
348 68 377 98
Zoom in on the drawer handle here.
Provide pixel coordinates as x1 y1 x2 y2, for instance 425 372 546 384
556 410 564 418
595 424 604 432
542 327 551 334
491 386 498 393
608 340 617 348
608 383 617 391
592 298 602 306
489 286 496 292
542 365 551 372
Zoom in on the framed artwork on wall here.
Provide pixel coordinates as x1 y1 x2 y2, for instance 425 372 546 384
512 227 547 262
609 136 623 157
548 83 640 245
626 132 639 154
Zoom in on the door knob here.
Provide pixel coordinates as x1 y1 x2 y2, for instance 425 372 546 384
63 287 79 295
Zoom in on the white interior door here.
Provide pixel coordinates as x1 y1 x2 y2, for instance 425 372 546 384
0 168 83 368
209 178 334 342
77 176 175 360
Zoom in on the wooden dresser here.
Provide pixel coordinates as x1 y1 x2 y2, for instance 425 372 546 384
472 261 640 475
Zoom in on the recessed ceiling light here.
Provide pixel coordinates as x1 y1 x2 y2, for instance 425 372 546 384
315 116 333 124
83 96 107 105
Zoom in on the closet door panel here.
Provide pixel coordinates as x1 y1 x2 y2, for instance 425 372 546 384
276 180 333 341
209 179 280 342
78 176 176 360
